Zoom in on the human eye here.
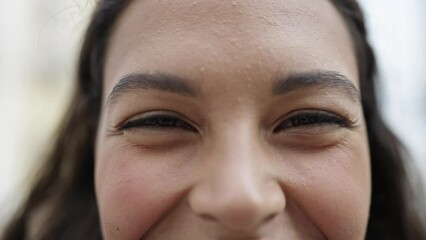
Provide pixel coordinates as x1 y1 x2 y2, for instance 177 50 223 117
273 110 353 133
118 112 197 133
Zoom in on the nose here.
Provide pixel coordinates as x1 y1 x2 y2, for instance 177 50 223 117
188 133 286 232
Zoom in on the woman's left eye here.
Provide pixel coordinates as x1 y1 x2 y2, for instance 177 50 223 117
274 111 351 133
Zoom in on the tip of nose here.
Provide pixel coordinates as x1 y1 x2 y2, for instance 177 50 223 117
191 187 285 232
189 174 286 233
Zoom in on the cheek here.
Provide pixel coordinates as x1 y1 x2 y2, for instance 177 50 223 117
285 134 371 239
95 143 194 240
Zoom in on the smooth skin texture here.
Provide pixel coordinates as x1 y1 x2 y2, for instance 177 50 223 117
95 0 371 239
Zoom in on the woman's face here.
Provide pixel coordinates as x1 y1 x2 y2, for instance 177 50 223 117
95 0 371 239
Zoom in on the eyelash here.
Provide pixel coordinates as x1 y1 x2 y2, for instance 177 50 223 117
118 111 352 133
119 114 197 132
273 111 353 133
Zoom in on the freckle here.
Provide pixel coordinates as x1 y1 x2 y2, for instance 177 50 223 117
268 49 276 55
116 227 120 232
245 75 253 88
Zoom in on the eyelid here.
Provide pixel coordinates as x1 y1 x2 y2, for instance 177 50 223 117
114 110 198 132
273 109 356 132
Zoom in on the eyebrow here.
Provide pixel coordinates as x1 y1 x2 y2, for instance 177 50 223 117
107 70 360 106
107 72 197 105
272 71 360 102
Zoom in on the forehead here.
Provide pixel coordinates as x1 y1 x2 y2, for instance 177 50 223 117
104 0 358 96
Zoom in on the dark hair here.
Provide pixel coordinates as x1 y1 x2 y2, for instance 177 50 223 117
2 0 425 239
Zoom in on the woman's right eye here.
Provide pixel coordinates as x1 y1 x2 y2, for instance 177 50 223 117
119 114 197 132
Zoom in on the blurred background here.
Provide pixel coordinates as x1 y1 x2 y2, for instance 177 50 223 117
0 0 425 231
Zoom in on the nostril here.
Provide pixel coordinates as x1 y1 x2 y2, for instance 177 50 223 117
200 213 218 222
263 213 277 223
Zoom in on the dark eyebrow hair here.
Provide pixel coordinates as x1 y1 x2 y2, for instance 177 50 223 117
107 72 197 105
107 70 360 107
272 71 360 102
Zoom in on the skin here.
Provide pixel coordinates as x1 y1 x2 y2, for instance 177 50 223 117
95 0 371 239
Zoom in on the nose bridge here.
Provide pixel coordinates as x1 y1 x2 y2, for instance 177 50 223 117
207 132 262 202
204 119 264 190
189 121 285 231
